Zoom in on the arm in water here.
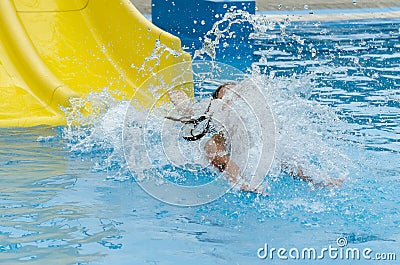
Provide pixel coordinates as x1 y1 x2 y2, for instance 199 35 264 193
281 162 344 188
204 132 268 195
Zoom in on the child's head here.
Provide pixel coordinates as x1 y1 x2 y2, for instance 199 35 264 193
212 83 236 99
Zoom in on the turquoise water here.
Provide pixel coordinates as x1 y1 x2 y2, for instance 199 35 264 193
1 18 400 264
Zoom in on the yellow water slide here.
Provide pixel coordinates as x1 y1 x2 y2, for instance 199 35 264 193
0 0 193 127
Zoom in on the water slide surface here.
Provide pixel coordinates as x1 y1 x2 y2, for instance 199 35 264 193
0 0 193 127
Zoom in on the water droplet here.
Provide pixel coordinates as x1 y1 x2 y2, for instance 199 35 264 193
269 71 276 79
304 4 309 10
193 20 197 24
259 56 267 64
352 0 357 5
311 48 317 57
201 20 206 25
223 4 227 8
278 4 282 9
215 14 219 18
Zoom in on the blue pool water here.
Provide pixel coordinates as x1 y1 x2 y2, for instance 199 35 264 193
1 17 400 264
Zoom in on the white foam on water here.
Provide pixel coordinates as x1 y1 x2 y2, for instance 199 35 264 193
60 9 359 198
60 69 355 191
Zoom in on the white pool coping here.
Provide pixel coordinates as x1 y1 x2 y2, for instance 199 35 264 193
254 7 400 21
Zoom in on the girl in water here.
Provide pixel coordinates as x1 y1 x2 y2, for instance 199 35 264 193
167 83 343 194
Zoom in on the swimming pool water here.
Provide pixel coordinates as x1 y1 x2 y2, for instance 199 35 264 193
1 18 399 264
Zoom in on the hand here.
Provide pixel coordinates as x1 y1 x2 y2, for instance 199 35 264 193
168 90 193 116
321 178 344 188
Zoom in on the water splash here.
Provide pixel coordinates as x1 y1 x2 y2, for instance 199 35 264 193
60 10 359 195
60 72 354 191
132 39 184 77
61 90 131 179
193 9 305 62
252 73 355 183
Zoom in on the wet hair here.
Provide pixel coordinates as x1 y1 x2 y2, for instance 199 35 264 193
212 82 237 99
183 82 237 141
167 82 237 141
